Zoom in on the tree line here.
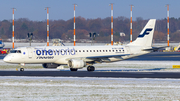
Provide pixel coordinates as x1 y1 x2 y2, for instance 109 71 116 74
0 16 180 42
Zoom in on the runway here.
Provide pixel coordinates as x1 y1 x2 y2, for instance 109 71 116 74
1 71 180 78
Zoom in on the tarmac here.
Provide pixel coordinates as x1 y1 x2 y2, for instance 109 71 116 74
0 71 180 78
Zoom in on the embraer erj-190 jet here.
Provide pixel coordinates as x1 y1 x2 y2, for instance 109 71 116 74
3 19 156 72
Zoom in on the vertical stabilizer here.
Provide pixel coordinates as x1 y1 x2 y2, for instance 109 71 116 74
128 19 156 47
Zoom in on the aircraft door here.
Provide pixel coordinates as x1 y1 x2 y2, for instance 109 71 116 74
125 46 131 54
27 47 33 59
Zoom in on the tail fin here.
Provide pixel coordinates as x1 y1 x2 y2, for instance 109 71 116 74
128 19 156 47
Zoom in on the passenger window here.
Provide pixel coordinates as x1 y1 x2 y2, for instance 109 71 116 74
106 50 107 52
79 50 81 52
87 50 88 52
113 50 114 52
100 50 101 52
90 50 92 52
103 50 105 52
93 50 95 52
97 50 98 52
109 50 111 52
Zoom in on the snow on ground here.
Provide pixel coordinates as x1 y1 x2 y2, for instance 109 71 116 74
3 42 105 48
1 59 180 100
1 60 180 71
0 77 180 100
3 42 180 48
95 60 180 69
1 60 179 68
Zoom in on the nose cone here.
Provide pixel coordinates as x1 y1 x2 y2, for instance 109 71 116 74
3 55 11 63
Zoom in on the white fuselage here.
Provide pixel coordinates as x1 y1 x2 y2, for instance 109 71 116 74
3 45 150 65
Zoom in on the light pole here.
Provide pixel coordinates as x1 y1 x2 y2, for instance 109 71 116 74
12 8 16 49
73 4 77 46
165 4 170 47
109 3 113 45
130 5 134 43
45 7 50 46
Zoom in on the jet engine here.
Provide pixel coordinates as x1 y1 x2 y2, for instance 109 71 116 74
68 59 86 68
42 63 60 69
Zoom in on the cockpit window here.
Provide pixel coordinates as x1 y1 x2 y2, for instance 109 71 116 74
10 50 21 53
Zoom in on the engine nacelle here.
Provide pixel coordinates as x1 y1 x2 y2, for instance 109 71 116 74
68 59 86 68
42 63 60 69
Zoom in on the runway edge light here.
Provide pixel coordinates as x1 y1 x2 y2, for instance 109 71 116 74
172 65 180 68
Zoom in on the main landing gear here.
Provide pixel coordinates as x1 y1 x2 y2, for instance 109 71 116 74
87 66 95 71
70 68 78 71
70 66 95 72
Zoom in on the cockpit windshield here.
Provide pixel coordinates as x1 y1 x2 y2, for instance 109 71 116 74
10 50 21 53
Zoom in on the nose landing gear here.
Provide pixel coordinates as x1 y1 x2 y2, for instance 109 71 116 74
20 68 24 71
19 63 25 72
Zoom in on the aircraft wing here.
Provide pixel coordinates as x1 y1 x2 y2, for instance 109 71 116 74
65 54 130 63
84 54 130 63
85 54 130 59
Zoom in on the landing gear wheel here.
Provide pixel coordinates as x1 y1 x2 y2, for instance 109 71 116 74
70 68 78 71
87 66 95 72
20 68 24 72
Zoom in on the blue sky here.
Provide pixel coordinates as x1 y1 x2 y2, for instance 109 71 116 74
0 0 179 21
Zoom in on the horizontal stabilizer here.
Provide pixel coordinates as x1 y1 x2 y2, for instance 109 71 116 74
142 46 168 51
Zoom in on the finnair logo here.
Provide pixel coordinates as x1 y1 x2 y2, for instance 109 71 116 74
138 28 153 37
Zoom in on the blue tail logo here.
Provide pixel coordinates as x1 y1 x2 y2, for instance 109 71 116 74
138 28 153 37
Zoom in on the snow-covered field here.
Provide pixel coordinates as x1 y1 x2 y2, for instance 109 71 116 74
3 42 180 48
1 42 180 100
1 60 180 72
0 77 180 100
0 60 180 100
3 42 106 48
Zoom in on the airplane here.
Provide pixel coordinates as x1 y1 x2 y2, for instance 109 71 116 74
3 19 156 72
